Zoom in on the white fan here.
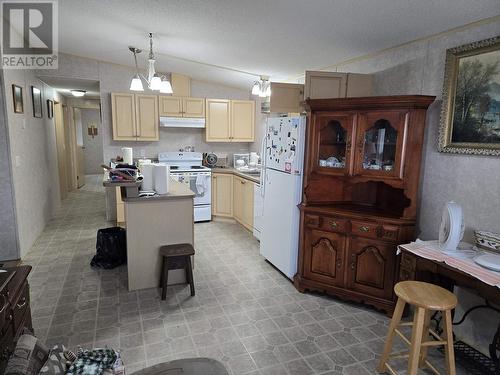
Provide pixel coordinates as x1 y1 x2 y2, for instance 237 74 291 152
438 201 464 253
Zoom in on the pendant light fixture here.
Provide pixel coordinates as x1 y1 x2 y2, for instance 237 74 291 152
129 33 173 94
251 75 271 98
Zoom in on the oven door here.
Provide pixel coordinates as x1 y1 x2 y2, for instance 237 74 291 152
172 172 211 206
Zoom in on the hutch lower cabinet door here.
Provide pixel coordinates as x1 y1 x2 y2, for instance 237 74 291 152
346 237 396 300
303 229 345 287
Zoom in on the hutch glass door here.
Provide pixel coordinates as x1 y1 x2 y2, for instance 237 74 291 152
314 114 354 175
355 111 407 178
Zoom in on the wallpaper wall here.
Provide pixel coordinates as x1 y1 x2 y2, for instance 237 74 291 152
318 19 500 354
0 71 19 260
2 70 62 258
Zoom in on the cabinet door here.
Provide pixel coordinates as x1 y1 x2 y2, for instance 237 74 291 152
346 237 396 299
303 229 345 286
231 100 255 142
233 176 244 222
212 173 233 217
242 179 254 229
159 96 182 117
135 94 159 141
206 99 231 142
353 110 408 179
111 93 136 141
312 113 356 176
183 97 205 118
305 71 347 99
116 187 126 224
269 82 304 113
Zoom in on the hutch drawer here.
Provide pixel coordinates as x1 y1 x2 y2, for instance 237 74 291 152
351 220 378 239
319 216 349 234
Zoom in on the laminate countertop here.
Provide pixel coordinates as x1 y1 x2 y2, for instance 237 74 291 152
122 179 195 203
211 167 261 184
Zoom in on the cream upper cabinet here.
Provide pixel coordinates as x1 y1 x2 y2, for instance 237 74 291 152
112 93 136 141
111 92 159 141
212 173 233 217
305 71 372 99
268 82 304 113
135 94 159 141
206 99 255 142
183 97 205 118
231 100 255 142
159 96 205 118
159 96 182 116
206 99 231 141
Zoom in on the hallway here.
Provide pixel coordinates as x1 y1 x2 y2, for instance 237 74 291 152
22 176 464 374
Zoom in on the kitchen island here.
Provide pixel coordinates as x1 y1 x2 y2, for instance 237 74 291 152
122 179 195 291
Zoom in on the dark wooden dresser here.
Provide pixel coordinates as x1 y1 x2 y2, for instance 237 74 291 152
0 266 32 372
294 96 435 314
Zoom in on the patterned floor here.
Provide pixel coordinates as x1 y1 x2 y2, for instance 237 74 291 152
23 175 469 374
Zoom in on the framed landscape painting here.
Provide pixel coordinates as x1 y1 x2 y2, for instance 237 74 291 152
439 36 500 155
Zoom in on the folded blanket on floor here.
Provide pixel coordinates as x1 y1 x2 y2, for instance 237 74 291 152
65 348 117 375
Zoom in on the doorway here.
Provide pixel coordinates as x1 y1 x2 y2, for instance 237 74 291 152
73 107 103 185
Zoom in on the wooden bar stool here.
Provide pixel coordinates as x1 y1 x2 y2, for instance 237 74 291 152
377 281 457 375
159 243 195 300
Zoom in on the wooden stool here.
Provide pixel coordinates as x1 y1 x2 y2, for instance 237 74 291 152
377 281 458 375
160 243 195 300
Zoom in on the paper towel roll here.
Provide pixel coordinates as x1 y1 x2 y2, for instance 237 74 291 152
140 164 154 191
154 163 170 195
121 147 133 165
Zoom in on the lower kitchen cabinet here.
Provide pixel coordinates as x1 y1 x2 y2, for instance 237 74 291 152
233 176 254 230
212 172 255 231
212 173 233 217
116 187 126 224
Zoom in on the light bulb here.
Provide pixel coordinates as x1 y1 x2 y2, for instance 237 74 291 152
159 79 173 94
150 74 161 90
251 81 260 96
71 90 86 97
130 75 144 91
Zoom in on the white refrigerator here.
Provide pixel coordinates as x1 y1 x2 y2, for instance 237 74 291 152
259 116 306 279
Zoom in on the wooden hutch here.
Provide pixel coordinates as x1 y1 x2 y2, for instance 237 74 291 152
294 95 435 313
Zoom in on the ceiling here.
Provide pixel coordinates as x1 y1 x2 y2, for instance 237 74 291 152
38 76 100 99
58 0 500 89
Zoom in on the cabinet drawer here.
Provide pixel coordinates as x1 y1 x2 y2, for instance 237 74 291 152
351 220 377 238
319 216 348 233
351 221 399 241
12 283 29 331
304 214 320 228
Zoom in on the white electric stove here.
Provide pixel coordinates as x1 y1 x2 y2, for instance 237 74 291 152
158 152 211 222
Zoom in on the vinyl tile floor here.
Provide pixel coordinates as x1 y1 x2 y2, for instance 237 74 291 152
23 175 471 374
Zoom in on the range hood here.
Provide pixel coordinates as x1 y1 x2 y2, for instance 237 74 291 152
160 117 206 128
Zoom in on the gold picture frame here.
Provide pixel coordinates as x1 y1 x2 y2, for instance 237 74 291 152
438 36 500 155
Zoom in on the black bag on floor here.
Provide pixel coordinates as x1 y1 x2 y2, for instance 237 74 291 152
90 227 127 269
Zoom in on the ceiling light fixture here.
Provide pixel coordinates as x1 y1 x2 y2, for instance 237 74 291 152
71 90 86 97
129 33 173 94
251 75 271 98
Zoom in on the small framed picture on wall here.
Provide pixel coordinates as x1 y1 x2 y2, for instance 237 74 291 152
12 84 23 113
31 86 42 118
47 99 53 119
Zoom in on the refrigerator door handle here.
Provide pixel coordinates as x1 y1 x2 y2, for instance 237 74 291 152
260 131 267 198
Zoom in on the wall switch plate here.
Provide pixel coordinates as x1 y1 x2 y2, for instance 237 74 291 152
21 119 26 129
15 156 21 167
